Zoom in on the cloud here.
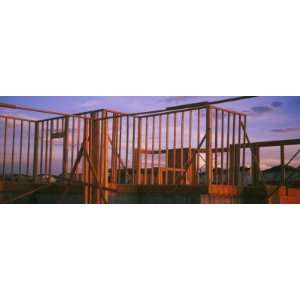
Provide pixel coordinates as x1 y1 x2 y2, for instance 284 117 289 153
0 109 38 120
251 106 273 113
271 127 300 133
247 101 283 117
160 96 204 104
243 105 274 117
77 100 102 110
271 101 282 108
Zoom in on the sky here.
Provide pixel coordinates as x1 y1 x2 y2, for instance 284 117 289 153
0 96 299 170
0 96 299 142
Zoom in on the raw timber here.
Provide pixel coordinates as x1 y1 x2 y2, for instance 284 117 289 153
0 101 299 204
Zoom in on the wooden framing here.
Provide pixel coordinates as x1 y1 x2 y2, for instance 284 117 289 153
83 118 90 203
62 116 69 177
280 145 285 185
206 106 213 189
3 100 297 204
33 121 39 182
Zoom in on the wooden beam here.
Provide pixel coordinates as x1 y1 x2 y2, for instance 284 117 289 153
235 115 242 185
250 139 300 148
19 120 23 175
44 121 49 176
215 109 218 184
91 113 101 203
231 113 236 184
26 121 31 176
206 107 212 188
280 145 285 186
196 109 201 183
62 116 69 177
118 115 123 184
100 111 109 201
151 116 155 185
173 113 177 184
2 118 7 175
125 116 130 183
220 111 224 184
180 111 185 184
165 113 170 184
33 121 40 183
136 118 142 184
11 119 16 175
226 112 230 184
188 110 192 184
48 120 54 178
158 115 162 184
131 117 136 184
241 116 247 186
144 116 149 184
83 118 90 203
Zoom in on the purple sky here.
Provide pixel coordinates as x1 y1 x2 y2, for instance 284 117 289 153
1 96 299 142
0 96 299 170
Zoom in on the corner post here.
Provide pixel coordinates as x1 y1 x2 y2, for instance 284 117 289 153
62 116 69 178
100 111 109 202
33 121 40 183
280 145 285 186
91 112 101 203
83 118 90 204
136 117 142 185
206 106 213 191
